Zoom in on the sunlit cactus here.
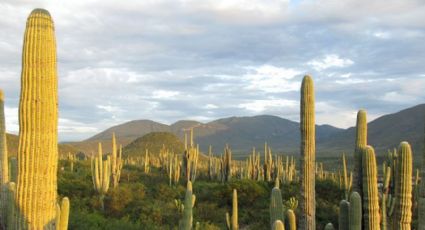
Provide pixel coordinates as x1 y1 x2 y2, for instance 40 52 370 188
272 220 285 230
300 74 316 230
91 143 111 210
353 110 367 193
56 197 70 230
362 146 380 230
111 133 123 188
324 223 335 230
393 141 412 229
286 209 296 230
15 8 60 229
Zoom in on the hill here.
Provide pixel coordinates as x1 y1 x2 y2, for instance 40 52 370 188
123 132 184 157
6 133 79 157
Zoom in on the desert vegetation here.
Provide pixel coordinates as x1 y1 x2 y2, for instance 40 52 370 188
0 7 424 230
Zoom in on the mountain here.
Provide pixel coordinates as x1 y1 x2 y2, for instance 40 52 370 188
68 104 425 158
320 104 425 156
123 132 184 157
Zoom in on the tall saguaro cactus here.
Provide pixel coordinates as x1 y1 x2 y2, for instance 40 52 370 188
299 75 315 230
15 9 59 229
362 146 380 230
226 189 238 230
111 133 123 188
393 142 412 229
419 119 425 230
353 110 367 193
0 90 9 227
91 143 111 210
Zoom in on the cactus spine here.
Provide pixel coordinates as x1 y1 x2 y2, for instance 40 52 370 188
0 90 9 227
300 75 315 230
348 191 361 230
15 9 59 229
353 110 367 193
91 143 111 210
338 200 350 230
272 220 285 230
393 142 412 229
362 146 380 230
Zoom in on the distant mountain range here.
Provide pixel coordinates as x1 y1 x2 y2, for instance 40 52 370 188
67 104 425 157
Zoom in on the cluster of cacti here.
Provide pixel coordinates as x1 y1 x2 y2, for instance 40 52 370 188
13 9 71 229
221 145 233 182
226 189 238 230
419 115 425 230
263 142 273 181
0 90 9 228
247 147 262 180
179 181 196 230
68 152 76 172
91 143 111 210
167 152 181 186
56 197 70 230
111 133 123 188
299 74 316 230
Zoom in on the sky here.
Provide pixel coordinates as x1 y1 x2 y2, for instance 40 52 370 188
1 0 424 141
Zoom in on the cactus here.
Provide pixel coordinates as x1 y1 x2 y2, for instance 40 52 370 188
381 164 392 230
15 9 60 229
270 183 285 227
144 149 150 173
324 223 335 230
300 75 315 230
56 197 70 230
349 191 361 230
9 157 17 183
418 118 425 230
0 90 9 227
67 152 76 172
221 145 232 182
286 209 296 230
393 142 412 229
353 110 367 193
273 220 285 230
341 154 350 199
226 189 238 230
180 181 195 230
362 146 380 230
338 200 349 230
7 182 16 229
111 133 123 188
91 143 111 210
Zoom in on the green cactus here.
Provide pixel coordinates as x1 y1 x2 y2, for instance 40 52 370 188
221 145 232 182
393 142 412 229
348 191 361 230
225 189 238 230
419 120 425 230
0 90 9 228
286 209 296 230
180 181 195 230
270 183 285 227
300 75 316 230
324 223 335 230
362 146 380 230
6 182 16 229
111 133 123 188
381 164 391 230
338 200 349 230
353 110 367 193
8 157 17 183
273 220 285 230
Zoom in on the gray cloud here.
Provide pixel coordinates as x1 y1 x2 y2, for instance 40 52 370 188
0 0 424 141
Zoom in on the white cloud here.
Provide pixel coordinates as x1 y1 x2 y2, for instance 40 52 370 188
238 99 297 112
307 54 354 71
244 65 301 93
4 106 18 134
151 90 180 99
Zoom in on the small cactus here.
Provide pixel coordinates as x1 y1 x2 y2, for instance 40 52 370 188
348 192 361 230
270 185 285 227
338 200 350 230
393 142 412 229
273 220 285 230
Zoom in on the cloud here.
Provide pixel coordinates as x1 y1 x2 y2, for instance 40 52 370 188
307 54 354 71
0 0 424 141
